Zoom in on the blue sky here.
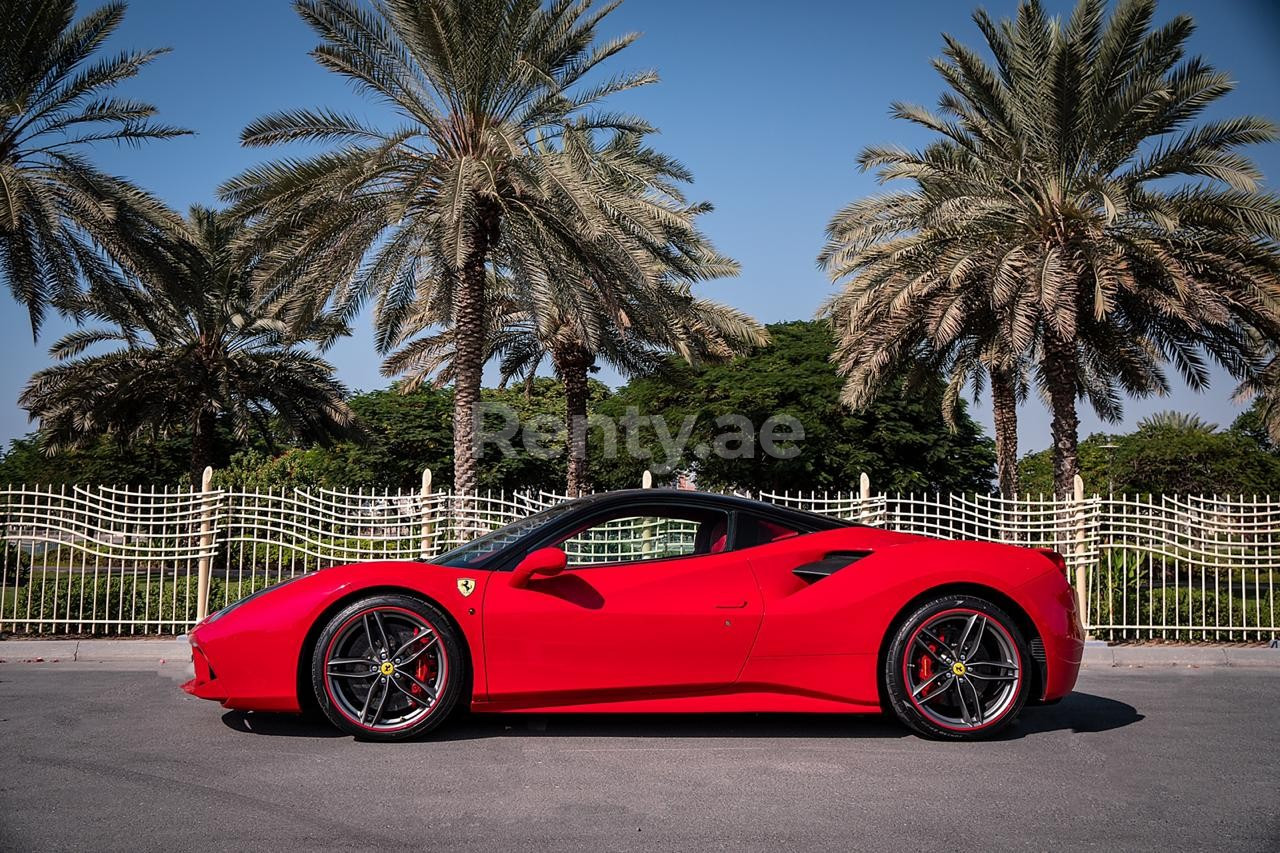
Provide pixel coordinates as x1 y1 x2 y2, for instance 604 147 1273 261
2 0 1278 452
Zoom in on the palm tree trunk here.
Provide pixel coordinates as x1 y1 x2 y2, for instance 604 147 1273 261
990 368 1019 499
556 345 593 496
190 409 216 484
1043 331 1080 497
451 213 495 497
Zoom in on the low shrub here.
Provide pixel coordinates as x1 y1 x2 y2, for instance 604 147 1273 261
3 572 280 632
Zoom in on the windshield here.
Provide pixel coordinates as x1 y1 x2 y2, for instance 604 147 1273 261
431 500 581 568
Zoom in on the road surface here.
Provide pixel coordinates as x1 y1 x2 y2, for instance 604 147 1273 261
0 662 1276 851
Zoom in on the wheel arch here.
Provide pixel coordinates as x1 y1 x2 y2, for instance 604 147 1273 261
874 582 1045 710
295 585 475 715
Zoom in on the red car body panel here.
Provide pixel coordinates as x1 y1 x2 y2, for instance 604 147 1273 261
184 498 1083 718
185 562 493 712
479 548 763 706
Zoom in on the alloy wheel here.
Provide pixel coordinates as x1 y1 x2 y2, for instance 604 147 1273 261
902 608 1022 731
322 606 448 733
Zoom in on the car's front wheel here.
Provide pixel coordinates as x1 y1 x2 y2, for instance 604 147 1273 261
884 593 1031 740
311 594 464 740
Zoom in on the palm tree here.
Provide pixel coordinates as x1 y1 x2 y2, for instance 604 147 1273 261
20 207 354 481
0 0 189 336
821 263 1026 498
381 130 758 495
222 0 701 495
384 270 765 495
1236 346 1280 443
820 148 1165 498
1137 411 1217 433
824 0 1280 496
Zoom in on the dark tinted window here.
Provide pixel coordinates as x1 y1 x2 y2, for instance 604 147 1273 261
735 513 804 549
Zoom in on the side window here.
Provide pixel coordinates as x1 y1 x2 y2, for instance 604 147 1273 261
735 514 803 549
554 508 729 567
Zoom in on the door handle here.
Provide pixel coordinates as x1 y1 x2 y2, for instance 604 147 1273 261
715 600 748 609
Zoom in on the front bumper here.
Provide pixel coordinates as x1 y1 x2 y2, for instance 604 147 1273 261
181 636 227 702
179 615 306 713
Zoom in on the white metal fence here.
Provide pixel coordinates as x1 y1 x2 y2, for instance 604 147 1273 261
1 472 1276 641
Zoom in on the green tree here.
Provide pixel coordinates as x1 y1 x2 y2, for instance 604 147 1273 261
384 269 763 495
0 431 192 485
0 0 189 335
1240 353 1280 446
20 207 354 481
476 377 613 493
1019 416 1280 496
825 0 1280 498
212 379 598 493
502 292 763 496
1230 399 1279 455
592 321 995 493
211 384 455 491
223 0 702 497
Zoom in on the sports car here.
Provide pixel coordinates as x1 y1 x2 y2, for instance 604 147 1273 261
183 489 1084 741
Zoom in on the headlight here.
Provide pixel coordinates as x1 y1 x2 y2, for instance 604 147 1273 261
206 576 302 623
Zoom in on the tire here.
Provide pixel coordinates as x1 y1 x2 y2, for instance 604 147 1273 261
884 593 1031 741
310 594 465 741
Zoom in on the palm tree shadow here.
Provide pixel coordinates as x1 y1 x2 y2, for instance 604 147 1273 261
221 691 1140 742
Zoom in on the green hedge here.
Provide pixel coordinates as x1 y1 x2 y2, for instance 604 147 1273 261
1091 562 1280 641
2 572 278 631
229 539 421 573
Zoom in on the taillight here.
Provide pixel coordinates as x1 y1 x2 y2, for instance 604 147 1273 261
1037 548 1068 577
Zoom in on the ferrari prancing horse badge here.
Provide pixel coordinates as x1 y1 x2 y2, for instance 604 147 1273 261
456 577 476 597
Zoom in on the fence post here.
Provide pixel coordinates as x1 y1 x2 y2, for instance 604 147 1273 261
419 467 433 560
858 472 872 523
1072 474 1091 634
195 466 215 623
639 471 655 554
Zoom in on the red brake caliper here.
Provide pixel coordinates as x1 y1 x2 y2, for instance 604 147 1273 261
411 628 436 702
918 631 943 699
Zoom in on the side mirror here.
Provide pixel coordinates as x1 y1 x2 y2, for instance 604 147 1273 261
510 547 567 587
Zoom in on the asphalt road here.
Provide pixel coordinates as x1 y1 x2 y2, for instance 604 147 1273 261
0 663 1277 852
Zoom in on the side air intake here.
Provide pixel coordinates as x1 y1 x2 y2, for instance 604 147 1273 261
792 550 872 583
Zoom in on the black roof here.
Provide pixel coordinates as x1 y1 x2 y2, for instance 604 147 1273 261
559 489 853 530
432 488 855 571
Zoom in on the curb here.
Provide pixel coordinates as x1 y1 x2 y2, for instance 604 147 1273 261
0 639 189 663
1082 645 1280 668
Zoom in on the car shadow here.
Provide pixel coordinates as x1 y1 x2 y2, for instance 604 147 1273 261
220 690 1141 742
1006 690 1144 738
221 710 345 738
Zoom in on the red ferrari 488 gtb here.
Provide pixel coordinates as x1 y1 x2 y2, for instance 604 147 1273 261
184 489 1083 741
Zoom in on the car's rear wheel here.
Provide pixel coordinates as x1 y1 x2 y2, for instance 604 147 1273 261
311 594 464 740
884 594 1031 740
